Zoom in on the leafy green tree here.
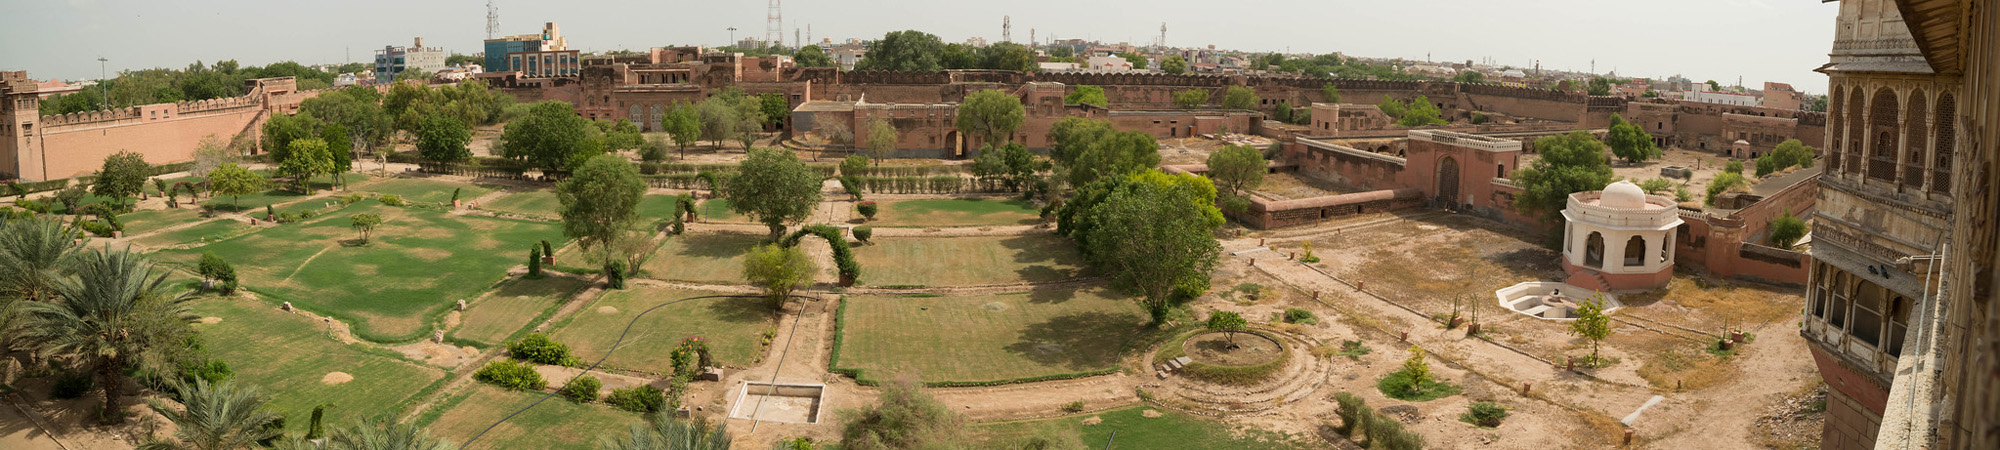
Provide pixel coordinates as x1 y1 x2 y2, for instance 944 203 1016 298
840 380 964 450
1706 172 1748 206
1066 173 1222 325
1587 77 1613 96
1172 89 1208 109
1117 53 1148 70
663 103 702 159
1273 100 1294 123
1048 116 1113 164
298 87 390 152
956 89 1026 148
1638 178 1675 195
1206 144 1267 198
732 94 769 150
855 30 945 71
558 154 647 252
759 93 791 128
594 118 645 152
980 42 1036 72
1222 86 1259 110
794 45 835 68
697 95 741 148
1768 210 1807 249
1064 128 1161 188
1402 345 1433 394
1453 71 1486 84
139 379 283 450
970 143 1049 193
742 244 817 303
1322 83 1342 103
1705 80 1721 91
500 101 598 174
1395 96 1445 127
93 151 150 209
1510 131 1613 224
1160 55 1188 74
318 124 355 189
1206 311 1248 345
279 138 335 193
1605 114 1661 164
1063 85 1108 108
19 248 196 422
205 163 265 211
598 416 732 450
1567 294 1613 365
349 214 383 244
1725 160 1745 174
1756 139 1817 176
724 148 824 237
415 114 472 165
259 112 323 163
864 117 898 162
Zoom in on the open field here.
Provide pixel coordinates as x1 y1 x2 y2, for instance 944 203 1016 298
131 219 251 248
451 275 593 347
835 289 1153 383
419 384 642 450
851 235 1085 286
971 405 1317 450
157 201 565 342
482 190 682 221
361 178 498 204
187 298 447 427
635 232 762 283
549 285 774 373
861 198 1040 227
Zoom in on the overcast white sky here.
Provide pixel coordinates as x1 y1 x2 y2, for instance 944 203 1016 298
1 0 1839 94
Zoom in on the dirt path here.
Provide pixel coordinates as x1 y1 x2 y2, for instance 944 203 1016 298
1640 321 1817 449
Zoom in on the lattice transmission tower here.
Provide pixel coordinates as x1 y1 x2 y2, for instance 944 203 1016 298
485 0 500 39
766 0 783 47
1003 16 1012 43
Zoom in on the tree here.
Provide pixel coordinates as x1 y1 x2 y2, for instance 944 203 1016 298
1377 95 1409 119
558 154 647 252
415 114 472 165
1510 131 1614 223
794 45 835 68
696 95 741 148
1453 71 1486 84
1206 311 1248 346
1064 129 1161 188
1401 345 1433 394
1273 100 1294 123
1706 172 1748 206
1063 85 1107 108
1705 80 1722 91
855 30 945 72
326 418 454 450
93 150 150 209
1069 175 1223 325
1567 294 1613 365
732 95 768 150
1117 53 1148 70
190 134 237 177
597 417 732 450
724 148 824 237
298 87 390 154
1048 116 1113 165
1768 210 1807 249
759 93 791 128
840 380 964 450
1587 77 1613 96
1206 144 1267 198
1322 83 1342 103
0 216 87 303
1172 89 1208 109
349 214 383 244
278 138 335 193
956 89 1026 148
863 117 899 162
499 101 598 174
742 244 816 303
595 118 645 152
259 113 323 163
970 143 1049 193
205 163 265 212
20 248 195 423
1160 55 1188 74
1605 114 1661 164
138 379 283 450
1757 139 1817 176
53 186 86 214
1222 86 1259 110
1393 96 1445 127
663 103 702 159
980 42 1036 72
318 124 356 189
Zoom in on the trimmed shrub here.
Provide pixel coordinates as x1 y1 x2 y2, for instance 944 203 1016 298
604 260 627 289
560 375 602 403
605 385 666 413
528 246 543 276
541 240 554 257
379 194 406 206
1376 368 1462 401
856 201 878 221
1282 308 1317 324
1061 400 1086 413
78 220 116 237
508 333 582 367
182 359 234 384
853 226 873 243
474 360 546 391
1461 401 1509 427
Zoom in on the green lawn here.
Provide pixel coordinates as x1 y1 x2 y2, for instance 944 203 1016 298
697 198 741 221
549 285 773 373
635 233 763 283
852 235 1085 286
362 178 497 204
835 289 1153 384
864 198 1040 227
451 275 592 347
130 219 251 248
203 189 314 213
118 207 205 235
972 406 1317 450
188 298 446 428
420 384 642 450
483 190 682 221
158 202 566 342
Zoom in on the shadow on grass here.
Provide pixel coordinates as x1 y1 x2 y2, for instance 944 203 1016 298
1004 311 1147 371
674 234 757 259
701 296 776 324
1026 286 1078 304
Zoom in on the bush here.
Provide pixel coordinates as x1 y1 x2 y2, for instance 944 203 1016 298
508 333 582 367
528 247 543 276
1768 210 1807 249
853 226 873 243
839 176 864 201
182 359 234 384
840 155 870 174
1706 172 1748 206
474 360 546 390
856 201 878 221
77 220 116 237
1461 401 1509 427
51 372 95 399
1366 415 1424 450
1724 160 1745 174
1061 400 1086 413
1376 368 1462 401
604 260 627 289
1282 308 1317 324
604 385 666 413
379 194 406 206
560 375 602 403
1333 392 1367 436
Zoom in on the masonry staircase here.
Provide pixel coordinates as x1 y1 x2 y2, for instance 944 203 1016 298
1152 331 1331 416
1563 268 1612 293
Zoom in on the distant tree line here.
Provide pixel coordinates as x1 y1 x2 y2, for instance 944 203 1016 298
40 59 367 116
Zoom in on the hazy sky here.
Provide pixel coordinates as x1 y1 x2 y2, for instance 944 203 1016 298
2 0 1838 94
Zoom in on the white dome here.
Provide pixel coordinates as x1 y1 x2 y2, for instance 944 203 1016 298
1601 180 1647 209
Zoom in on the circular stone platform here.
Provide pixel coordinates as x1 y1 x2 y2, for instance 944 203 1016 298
1183 331 1285 367
1494 281 1622 321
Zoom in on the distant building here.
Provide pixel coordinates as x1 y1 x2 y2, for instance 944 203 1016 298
1683 86 1758 107
435 64 484 82
1760 81 1804 110
831 44 866 70
508 50 581 78
1037 62 1079 72
483 22 567 73
32 79 80 99
1084 55 1133 72
374 37 447 81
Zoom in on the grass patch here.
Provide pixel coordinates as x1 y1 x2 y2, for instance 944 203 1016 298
452 276 593 346
697 198 740 221
834 288 1154 384
418 384 642 450
633 233 762 283
548 285 773 373
131 219 251 248
117 207 206 235
863 198 1040 227
202 189 313 213
971 405 1317 450
158 202 564 342
483 190 682 222
362 178 497 204
1375 369 1462 402
852 235 1085 286
188 297 446 428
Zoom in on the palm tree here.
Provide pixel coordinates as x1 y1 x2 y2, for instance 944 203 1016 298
138 379 285 450
596 416 731 450
0 216 88 301
326 418 456 450
18 247 195 422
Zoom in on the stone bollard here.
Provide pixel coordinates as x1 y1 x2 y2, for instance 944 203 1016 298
1288 252 1295 260
1399 331 1407 342
1719 339 1736 351
1357 281 1365 291
1522 381 1532 395
281 302 293 311
1259 238 1265 246
1249 258 1256 266
433 330 445 343
1565 357 1575 371
456 299 468 311
1623 428 1635 445
1312 291 1320 300
1730 330 1745 343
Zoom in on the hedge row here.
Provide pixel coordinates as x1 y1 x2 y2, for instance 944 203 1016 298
639 162 838 178
841 165 967 177
641 173 715 190
849 176 1012 194
825 297 1120 388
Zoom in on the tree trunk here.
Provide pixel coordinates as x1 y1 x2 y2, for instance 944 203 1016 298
97 363 121 423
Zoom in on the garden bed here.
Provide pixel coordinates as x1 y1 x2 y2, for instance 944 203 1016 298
858 198 1040 228
547 285 774 373
832 289 1154 385
1153 328 1292 386
850 235 1085 286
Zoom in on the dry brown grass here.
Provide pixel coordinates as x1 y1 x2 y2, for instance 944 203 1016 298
1620 277 1801 333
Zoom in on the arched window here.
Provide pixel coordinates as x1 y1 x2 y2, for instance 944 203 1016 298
1933 94 1956 194
1904 90 1928 189
1623 235 1648 267
1584 232 1605 268
1847 86 1866 174
1828 89 1845 173
1868 88 1899 182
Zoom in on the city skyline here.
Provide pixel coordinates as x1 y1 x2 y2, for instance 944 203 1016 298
2 0 1836 93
